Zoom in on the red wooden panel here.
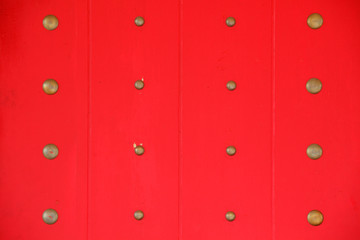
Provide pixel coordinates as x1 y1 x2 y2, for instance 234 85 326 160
1 0 360 239
181 0 273 239
88 0 179 239
0 0 88 239
275 0 360 239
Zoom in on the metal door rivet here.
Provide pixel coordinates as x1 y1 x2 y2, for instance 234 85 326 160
135 80 144 90
306 78 322 94
307 13 323 29
226 81 236 91
43 144 59 160
226 146 236 156
134 210 144 220
306 144 322 160
135 16 145 27
307 210 323 226
42 209 58 224
226 17 236 27
134 145 144 155
43 15 59 31
226 211 236 221
43 79 59 95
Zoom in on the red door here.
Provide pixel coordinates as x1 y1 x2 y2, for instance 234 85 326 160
1 1 360 239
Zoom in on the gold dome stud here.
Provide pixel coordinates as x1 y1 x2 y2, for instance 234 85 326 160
306 144 323 160
306 78 322 94
135 16 145 27
134 80 144 90
43 79 59 95
134 210 144 220
307 210 324 226
226 17 236 27
225 211 236 221
307 13 323 29
226 146 236 156
42 209 58 224
43 15 59 31
134 145 144 155
226 81 236 91
43 144 59 160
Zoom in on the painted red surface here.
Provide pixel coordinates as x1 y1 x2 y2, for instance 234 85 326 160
0 0 359 239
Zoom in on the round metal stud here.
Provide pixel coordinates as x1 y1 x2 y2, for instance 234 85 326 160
226 17 236 27
225 211 236 221
306 78 322 94
134 145 144 155
42 209 58 224
135 16 145 27
306 144 323 160
135 80 144 90
43 79 59 95
307 13 323 29
43 144 59 160
134 210 144 220
226 146 236 156
43 15 59 31
226 81 236 91
307 210 324 226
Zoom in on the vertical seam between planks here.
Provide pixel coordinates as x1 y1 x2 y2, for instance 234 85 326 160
178 0 184 239
271 0 276 239
87 0 92 239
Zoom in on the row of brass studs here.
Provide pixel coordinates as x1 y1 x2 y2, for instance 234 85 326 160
134 14 323 29
135 79 236 91
134 210 236 221
134 16 145 221
135 16 236 27
136 145 236 157
133 209 323 224
134 73 321 95
42 15 60 225
225 16 237 222
306 13 324 226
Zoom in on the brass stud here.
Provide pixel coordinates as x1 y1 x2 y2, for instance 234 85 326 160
135 80 144 90
226 81 236 91
134 145 144 155
306 78 322 94
43 79 59 95
134 210 144 220
135 16 145 27
307 13 323 29
43 144 59 160
42 209 58 224
43 15 59 31
307 210 324 226
226 146 236 156
306 144 323 160
225 211 236 221
226 17 236 27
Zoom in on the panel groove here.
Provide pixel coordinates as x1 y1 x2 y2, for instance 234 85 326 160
271 0 276 240
178 0 184 239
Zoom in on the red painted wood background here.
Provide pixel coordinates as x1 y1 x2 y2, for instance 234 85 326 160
1 0 360 239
